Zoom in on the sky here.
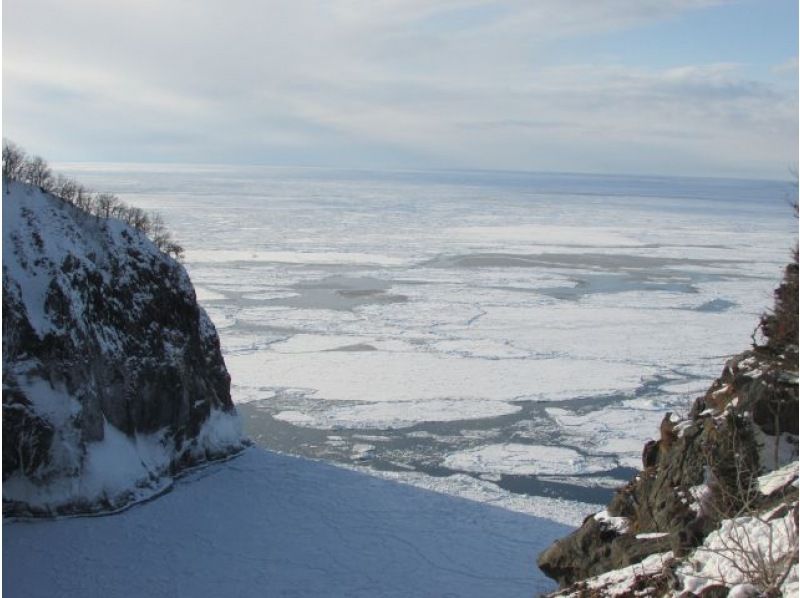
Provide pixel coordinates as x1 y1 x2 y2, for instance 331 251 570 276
2 0 798 179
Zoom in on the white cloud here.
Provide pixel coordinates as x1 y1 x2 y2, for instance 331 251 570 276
2 0 796 177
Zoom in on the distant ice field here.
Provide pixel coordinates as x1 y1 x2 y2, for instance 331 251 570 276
59 164 797 519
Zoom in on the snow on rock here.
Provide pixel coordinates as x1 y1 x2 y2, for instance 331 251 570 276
547 502 800 597
2 180 245 515
727 584 761 597
687 481 714 516
593 509 631 534
677 509 799 596
3 447 570 598
758 461 800 496
755 427 799 472
580 552 673 595
551 552 674 597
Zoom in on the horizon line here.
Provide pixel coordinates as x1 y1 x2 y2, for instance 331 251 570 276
50 160 799 186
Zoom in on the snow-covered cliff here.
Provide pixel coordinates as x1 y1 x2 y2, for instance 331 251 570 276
2 179 245 516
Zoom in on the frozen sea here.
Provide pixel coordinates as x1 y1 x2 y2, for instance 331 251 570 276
59 164 798 525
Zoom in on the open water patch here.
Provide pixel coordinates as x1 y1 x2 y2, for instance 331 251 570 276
261 275 408 311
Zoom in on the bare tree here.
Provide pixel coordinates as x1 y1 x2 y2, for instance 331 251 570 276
74 186 94 212
148 212 184 258
22 155 53 189
52 174 79 205
2 139 27 179
149 213 169 245
121 206 150 232
95 193 121 219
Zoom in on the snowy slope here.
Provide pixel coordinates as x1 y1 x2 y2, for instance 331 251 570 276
3 447 569 598
2 180 244 515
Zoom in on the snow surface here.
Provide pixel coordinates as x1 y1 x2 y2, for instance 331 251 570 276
758 461 799 496
3 448 569 598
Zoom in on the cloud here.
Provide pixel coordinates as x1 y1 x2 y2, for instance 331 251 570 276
771 56 799 77
2 0 796 177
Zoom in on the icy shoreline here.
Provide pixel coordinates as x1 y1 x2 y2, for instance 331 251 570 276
4 447 569 598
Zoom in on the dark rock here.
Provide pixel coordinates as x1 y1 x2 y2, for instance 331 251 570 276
642 439 659 469
537 516 672 586
2 387 55 480
697 585 729 597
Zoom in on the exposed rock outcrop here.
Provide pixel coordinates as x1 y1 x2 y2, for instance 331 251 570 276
3 180 245 516
538 344 798 591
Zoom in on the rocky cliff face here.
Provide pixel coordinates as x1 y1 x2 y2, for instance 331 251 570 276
2 180 245 516
538 338 798 595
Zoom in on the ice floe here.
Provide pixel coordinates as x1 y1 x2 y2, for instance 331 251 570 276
443 443 618 476
545 406 666 469
274 398 522 430
185 249 409 266
228 349 654 406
